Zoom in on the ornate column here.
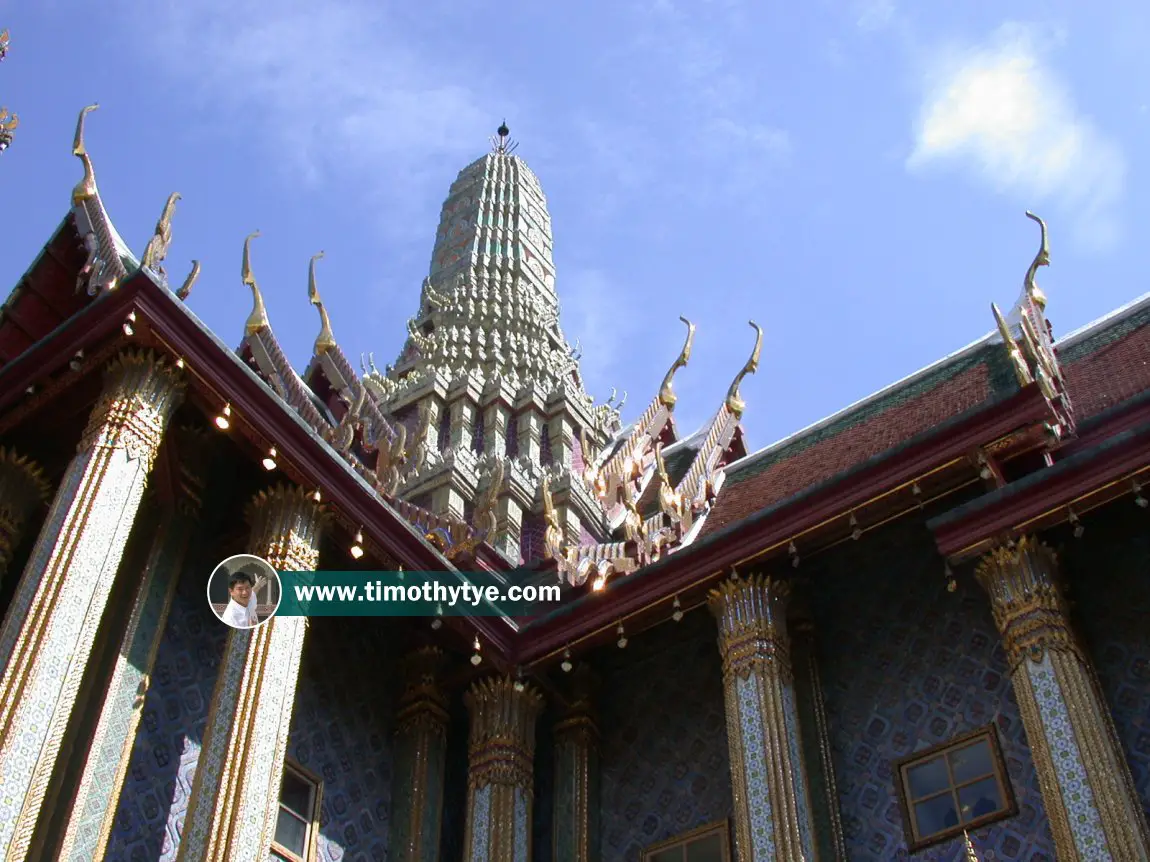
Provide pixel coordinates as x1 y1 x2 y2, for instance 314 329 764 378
0 447 49 584
463 675 544 862
975 537 1150 861
56 427 207 862
788 598 847 862
552 665 600 862
389 647 450 862
0 349 184 859
709 574 817 862
177 483 325 862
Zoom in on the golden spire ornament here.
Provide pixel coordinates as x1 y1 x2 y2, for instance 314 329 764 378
963 830 981 861
0 30 19 153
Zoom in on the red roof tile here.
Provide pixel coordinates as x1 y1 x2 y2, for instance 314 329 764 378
1060 313 1150 420
700 362 992 536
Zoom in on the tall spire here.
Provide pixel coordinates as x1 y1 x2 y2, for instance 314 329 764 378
388 123 583 400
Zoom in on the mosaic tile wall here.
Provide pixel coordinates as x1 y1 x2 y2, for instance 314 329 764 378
105 553 229 860
534 703 557 862
594 608 733 862
809 519 1056 861
284 617 402 860
1060 501 1150 821
439 692 471 861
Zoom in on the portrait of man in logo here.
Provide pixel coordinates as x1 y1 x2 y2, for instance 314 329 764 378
208 554 281 628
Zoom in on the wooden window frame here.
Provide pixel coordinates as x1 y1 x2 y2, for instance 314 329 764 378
893 724 1018 852
641 818 733 862
270 758 324 862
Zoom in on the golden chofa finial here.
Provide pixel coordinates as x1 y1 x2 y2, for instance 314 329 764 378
725 320 763 418
176 260 200 301
71 104 99 205
141 192 181 276
991 302 1033 387
658 316 696 409
1024 210 1049 311
242 231 269 336
307 251 336 355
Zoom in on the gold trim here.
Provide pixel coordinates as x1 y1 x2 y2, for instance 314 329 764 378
975 537 1150 860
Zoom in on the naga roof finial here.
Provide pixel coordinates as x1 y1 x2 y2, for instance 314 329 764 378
725 321 763 418
992 302 1033 388
71 104 99 205
308 250 337 355
242 231 269 336
658 316 696 408
1024 210 1049 311
141 192 181 279
176 260 200 301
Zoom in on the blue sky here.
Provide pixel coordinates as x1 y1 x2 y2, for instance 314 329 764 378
3 0 1148 450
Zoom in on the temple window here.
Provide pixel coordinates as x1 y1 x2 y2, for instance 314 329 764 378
894 725 1016 851
271 759 322 861
642 819 731 862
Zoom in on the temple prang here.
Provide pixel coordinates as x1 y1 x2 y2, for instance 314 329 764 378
0 108 1146 861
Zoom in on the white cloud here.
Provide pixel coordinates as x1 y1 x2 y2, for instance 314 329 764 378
556 267 637 394
857 0 896 32
113 0 502 244
907 24 1125 249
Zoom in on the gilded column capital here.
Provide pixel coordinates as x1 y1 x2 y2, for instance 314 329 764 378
79 349 186 470
245 483 327 571
974 535 1080 669
556 664 599 744
396 646 449 733
709 572 793 681
464 674 544 790
0 447 50 578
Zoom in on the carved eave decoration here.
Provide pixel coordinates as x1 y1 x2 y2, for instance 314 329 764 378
552 319 760 589
992 211 1076 446
68 104 132 297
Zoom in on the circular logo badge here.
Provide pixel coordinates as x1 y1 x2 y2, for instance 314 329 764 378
207 553 282 629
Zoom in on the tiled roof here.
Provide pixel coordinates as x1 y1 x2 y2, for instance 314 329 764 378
700 297 1150 538
1057 295 1150 420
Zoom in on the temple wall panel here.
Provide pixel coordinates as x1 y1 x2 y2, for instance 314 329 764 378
284 617 402 859
595 609 732 862
810 520 1057 860
1061 502 1150 822
105 551 229 859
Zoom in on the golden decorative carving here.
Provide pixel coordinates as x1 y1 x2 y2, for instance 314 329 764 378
709 572 792 681
725 320 763 418
176 259 200 301
464 674 544 789
71 104 99 205
307 251 337 355
991 302 1034 388
658 316 695 408
241 230 269 336
391 647 449 862
373 424 408 497
140 192 181 278
78 350 186 472
975 536 1150 859
245 483 326 570
973 536 1079 670
328 383 366 455
0 447 50 581
463 675 544 861
472 457 503 537
711 573 817 862
541 474 563 560
1023 211 1049 311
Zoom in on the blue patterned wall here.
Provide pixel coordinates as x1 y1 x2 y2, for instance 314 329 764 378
285 616 401 860
810 519 1056 861
1061 502 1150 822
594 609 733 862
105 553 229 860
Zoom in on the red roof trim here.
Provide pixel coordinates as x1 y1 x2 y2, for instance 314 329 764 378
512 384 1052 665
930 397 1150 558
